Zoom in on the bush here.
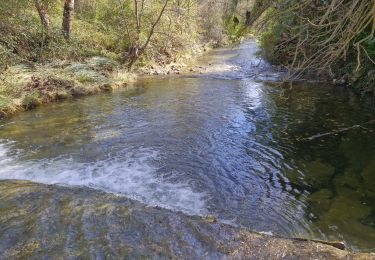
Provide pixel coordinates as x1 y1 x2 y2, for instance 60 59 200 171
257 0 375 93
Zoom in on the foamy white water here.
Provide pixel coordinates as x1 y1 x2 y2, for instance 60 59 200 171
0 141 207 215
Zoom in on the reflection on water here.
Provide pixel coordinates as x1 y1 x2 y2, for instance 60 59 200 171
0 41 374 251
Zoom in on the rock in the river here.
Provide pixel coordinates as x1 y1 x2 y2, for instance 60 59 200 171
303 160 335 189
0 181 373 259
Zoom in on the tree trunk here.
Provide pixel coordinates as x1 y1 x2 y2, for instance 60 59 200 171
62 0 75 40
128 0 169 70
134 0 140 33
34 0 50 32
245 0 272 27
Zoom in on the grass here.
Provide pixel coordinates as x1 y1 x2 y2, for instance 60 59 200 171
0 57 136 118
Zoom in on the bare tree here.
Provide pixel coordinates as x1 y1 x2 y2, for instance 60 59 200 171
62 0 75 40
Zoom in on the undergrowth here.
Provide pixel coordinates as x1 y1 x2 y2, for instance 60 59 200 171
256 0 375 94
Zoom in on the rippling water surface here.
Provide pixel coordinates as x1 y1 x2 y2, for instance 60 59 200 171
0 41 374 251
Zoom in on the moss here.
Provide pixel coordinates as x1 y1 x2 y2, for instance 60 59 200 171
22 92 42 110
77 73 97 83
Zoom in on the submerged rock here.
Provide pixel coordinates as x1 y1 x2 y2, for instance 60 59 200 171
0 180 373 259
303 160 335 189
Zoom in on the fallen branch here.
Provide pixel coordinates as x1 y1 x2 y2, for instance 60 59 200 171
300 119 375 141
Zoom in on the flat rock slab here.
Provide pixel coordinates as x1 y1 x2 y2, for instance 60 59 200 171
0 180 373 259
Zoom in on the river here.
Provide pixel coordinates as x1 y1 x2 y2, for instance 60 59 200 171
0 41 374 252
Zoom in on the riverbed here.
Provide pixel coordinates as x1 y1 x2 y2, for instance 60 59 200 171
0 41 374 253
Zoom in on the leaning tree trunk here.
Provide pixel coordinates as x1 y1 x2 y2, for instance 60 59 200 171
34 0 50 32
128 0 169 70
62 0 75 40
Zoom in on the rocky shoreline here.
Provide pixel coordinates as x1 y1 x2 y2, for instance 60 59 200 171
0 180 373 259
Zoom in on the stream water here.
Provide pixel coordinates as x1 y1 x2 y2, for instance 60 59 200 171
0 41 374 251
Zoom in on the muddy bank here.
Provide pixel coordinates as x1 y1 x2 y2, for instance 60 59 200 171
0 181 373 259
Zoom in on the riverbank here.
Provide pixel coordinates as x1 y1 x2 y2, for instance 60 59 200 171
0 180 373 259
0 0 225 119
0 57 136 118
0 42 215 119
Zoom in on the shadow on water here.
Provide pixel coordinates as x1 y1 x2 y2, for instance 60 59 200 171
0 40 374 251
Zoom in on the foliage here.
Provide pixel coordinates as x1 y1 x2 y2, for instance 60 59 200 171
256 0 375 93
0 0 239 69
0 0 244 116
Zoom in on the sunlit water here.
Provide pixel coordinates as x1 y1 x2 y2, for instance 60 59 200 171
0 41 374 251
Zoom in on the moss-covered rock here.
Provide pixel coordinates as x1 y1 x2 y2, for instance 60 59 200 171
303 160 335 189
